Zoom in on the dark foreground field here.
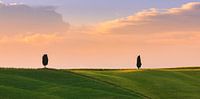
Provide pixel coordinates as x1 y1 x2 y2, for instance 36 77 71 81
0 67 200 99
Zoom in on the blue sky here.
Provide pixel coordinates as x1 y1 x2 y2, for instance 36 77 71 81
2 0 200 25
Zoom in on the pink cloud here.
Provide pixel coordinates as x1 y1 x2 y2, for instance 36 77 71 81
96 2 200 36
0 2 69 35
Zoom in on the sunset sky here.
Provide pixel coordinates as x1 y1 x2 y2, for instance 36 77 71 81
0 0 200 69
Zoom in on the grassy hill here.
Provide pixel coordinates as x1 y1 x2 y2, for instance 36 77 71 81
72 67 200 99
0 67 200 99
0 68 142 99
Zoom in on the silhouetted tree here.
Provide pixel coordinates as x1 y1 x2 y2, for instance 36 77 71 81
136 55 142 69
42 54 48 68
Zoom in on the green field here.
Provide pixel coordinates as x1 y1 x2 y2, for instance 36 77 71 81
0 67 200 99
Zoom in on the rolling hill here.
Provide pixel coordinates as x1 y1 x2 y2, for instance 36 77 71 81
0 67 200 99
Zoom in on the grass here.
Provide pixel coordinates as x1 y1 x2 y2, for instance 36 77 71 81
0 68 141 99
72 68 200 99
0 67 200 99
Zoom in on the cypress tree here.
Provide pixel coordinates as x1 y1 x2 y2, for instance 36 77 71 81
136 55 142 69
42 54 48 68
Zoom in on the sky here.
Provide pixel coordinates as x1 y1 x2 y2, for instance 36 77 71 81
0 0 200 69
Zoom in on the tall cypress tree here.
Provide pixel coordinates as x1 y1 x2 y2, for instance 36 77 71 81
136 55 142 69
42 54 48 68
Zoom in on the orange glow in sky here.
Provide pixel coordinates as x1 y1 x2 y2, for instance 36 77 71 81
0 1 200 68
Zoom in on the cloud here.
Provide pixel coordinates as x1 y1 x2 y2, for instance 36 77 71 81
96 2 200 36
0 2 69 35
0 33 63 46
